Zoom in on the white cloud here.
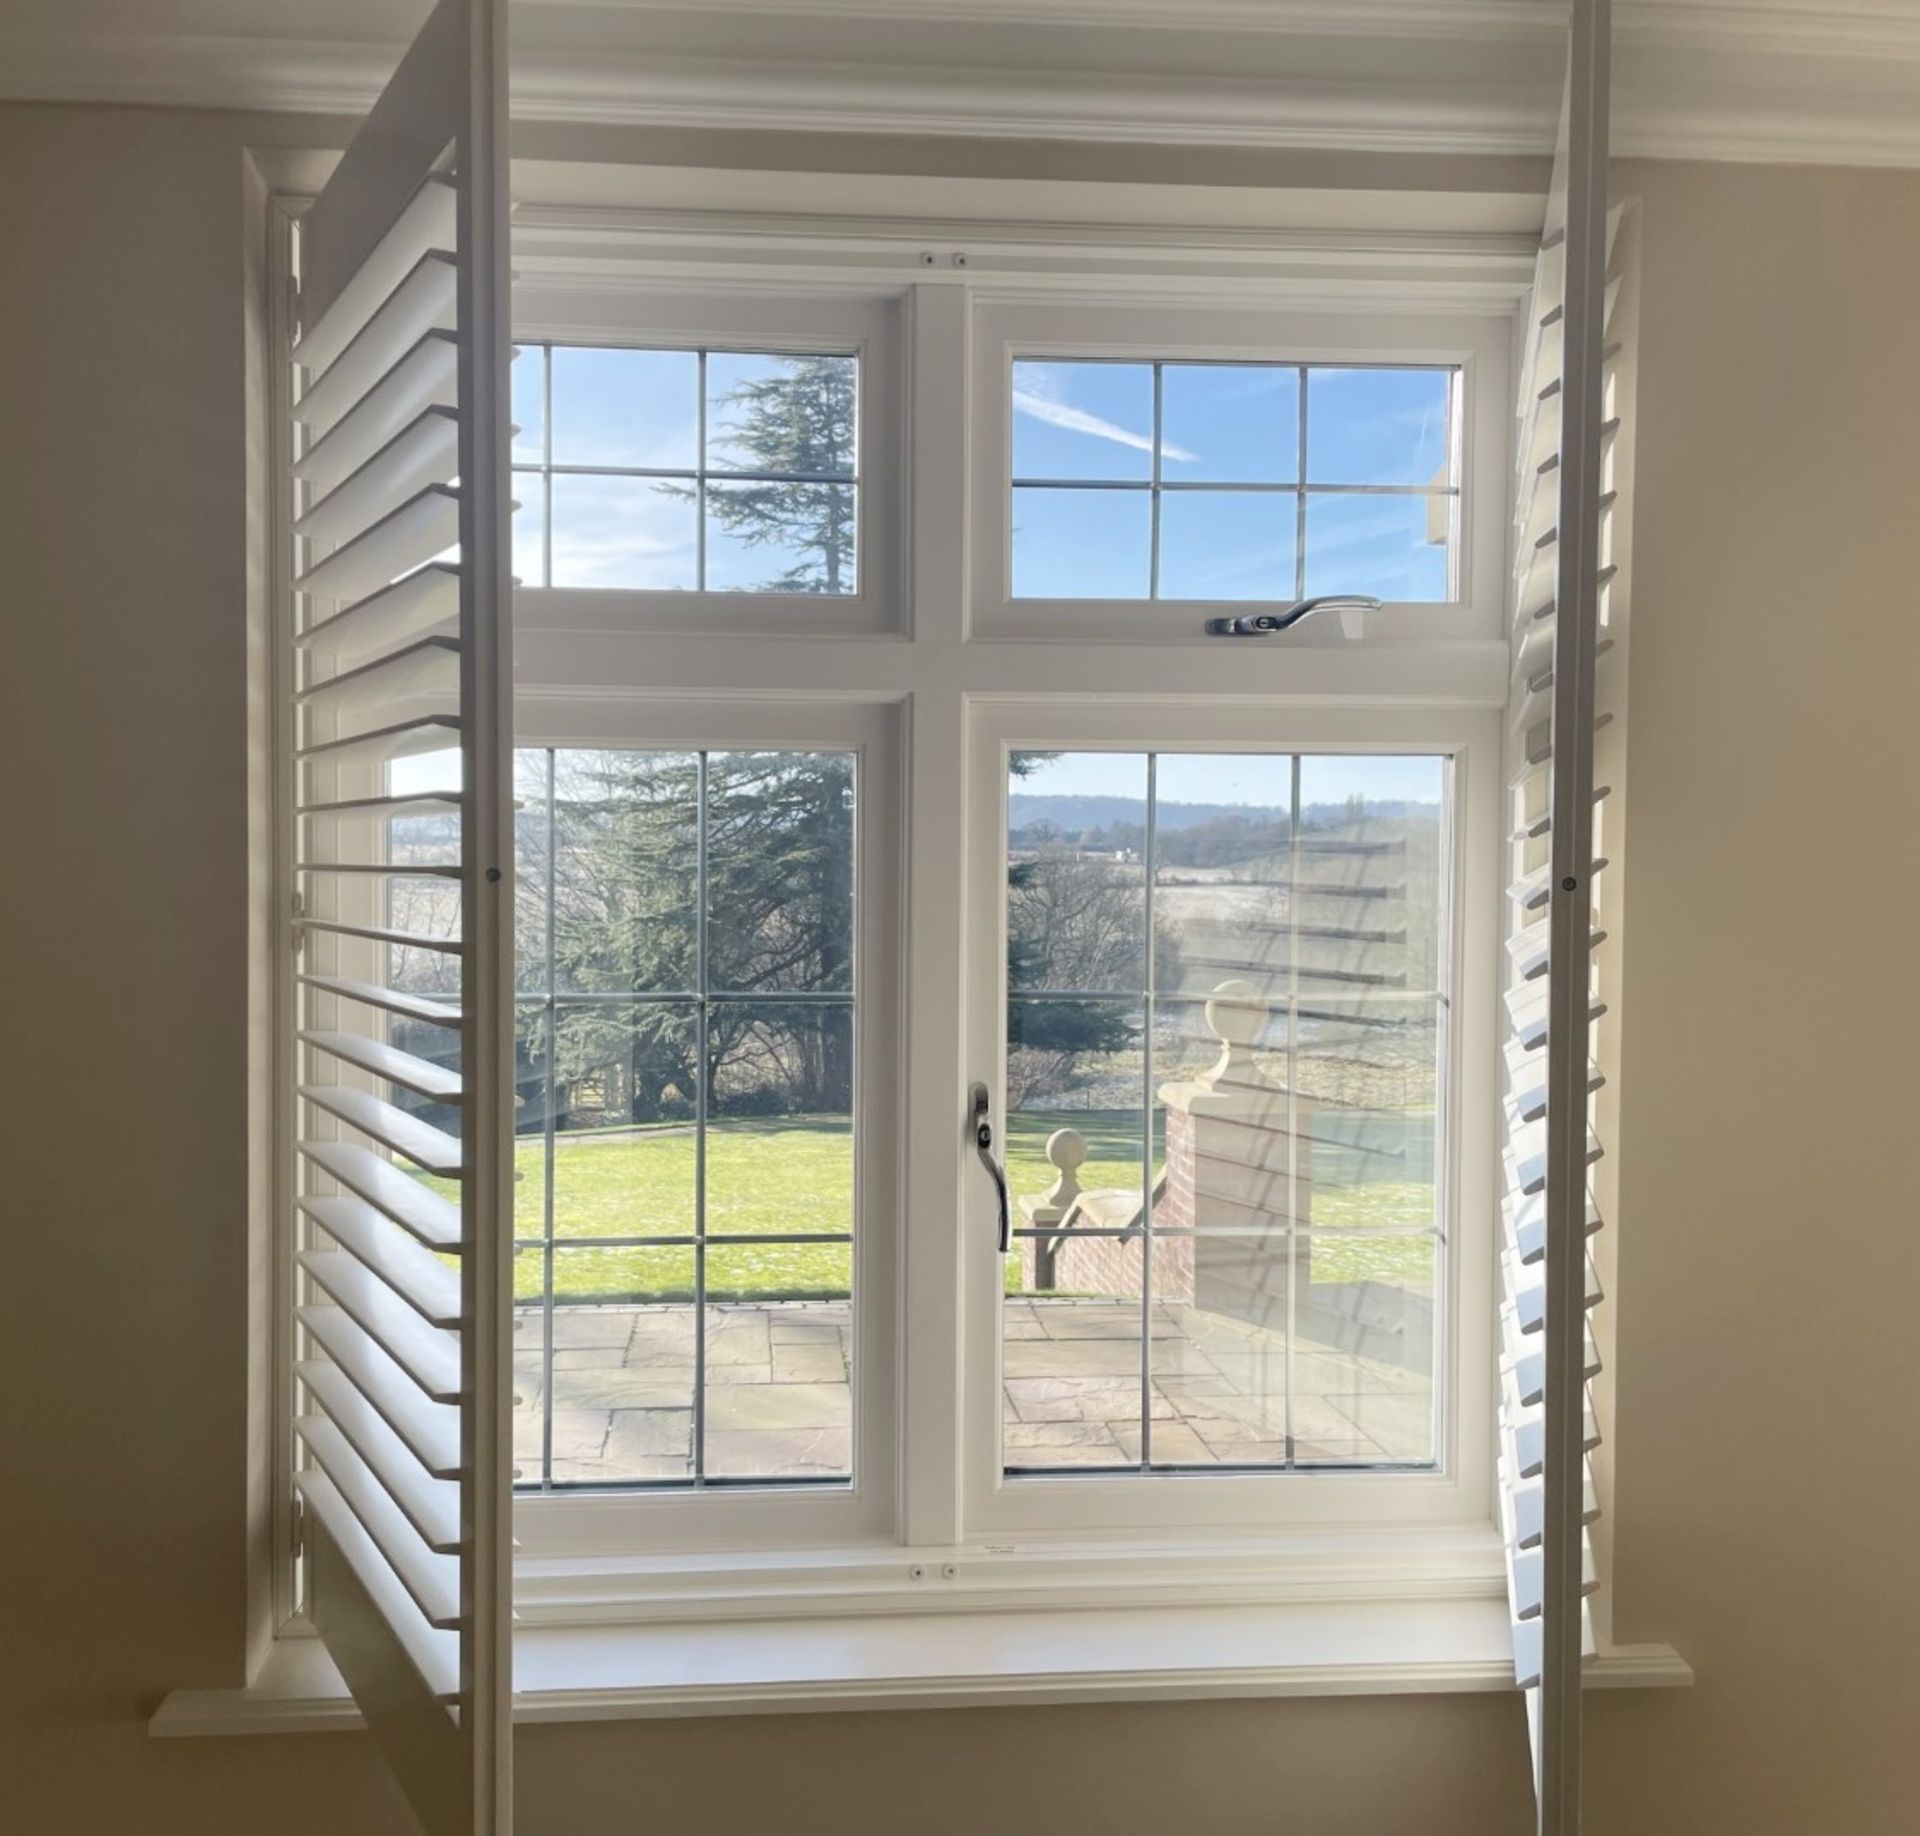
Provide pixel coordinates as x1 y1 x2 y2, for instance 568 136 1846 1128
1013 381 1196 464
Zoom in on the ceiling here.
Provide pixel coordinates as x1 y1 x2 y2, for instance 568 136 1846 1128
4 0 1920 165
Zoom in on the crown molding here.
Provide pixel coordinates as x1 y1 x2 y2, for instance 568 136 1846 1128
5 3 1920 167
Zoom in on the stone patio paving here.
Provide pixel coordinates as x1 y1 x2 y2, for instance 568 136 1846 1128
513 1294 1431 1487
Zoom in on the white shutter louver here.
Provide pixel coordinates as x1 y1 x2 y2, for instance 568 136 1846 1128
281 2 514 1830
1497 2 1622 1830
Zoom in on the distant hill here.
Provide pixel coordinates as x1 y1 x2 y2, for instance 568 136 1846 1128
1008 794 1435 837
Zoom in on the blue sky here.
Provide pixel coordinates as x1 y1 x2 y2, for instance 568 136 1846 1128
1012 750 1445 808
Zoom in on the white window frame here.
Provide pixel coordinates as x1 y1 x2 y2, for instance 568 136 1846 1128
508 694 903 1563
959 698 1499 1540
508 282 905 638
969 299 1512 647
251 241 1527 1646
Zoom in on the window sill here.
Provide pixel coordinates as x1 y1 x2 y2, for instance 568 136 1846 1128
150 1603 1689 1736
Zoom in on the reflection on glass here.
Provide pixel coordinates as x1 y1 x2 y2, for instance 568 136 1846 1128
510 346 545 465
548 474 696 591
1007 751 1147 993
550 346 698 469
1156 491 1296 601
1305 367 1452 486
1302 493 1451 602
1010 487 1151 599
1160 363 1298 484
511 470 546 586
1012 360 1154 482
705 353 857 478
1000 749 1446 1476
705 482 857 595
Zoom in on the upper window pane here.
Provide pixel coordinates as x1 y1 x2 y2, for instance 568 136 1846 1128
1304 367 1453 487
706 353 857 478
1160 363 1298 485
514 344 861 595
550 347 699 470
1012 361 1154 483
1007 359 1458 605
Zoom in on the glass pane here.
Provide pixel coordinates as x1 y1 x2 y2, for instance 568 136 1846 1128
1012 360 1154 482
1004 1234 1145 1469
1302 492 1451 603
548 1000 700 1240
549 474 697 591
1292 1231 1436 1465
511 470 546 586
707 1005 855 1242
1149 1236 1290 1466
1292 996 1440 1239
511 1000 550 1243
1297 754 1447 997
1151 751 1296 1001
1005 1000 1146 1238
550 749 699 994
543 1247 698 1485
1305 366 1453 486
512 749 552 991
1151 994 1298 1237
1006 749 1147 993
705 1242 853 1480
705 352 857 478
1156 491 1296 602
707 752 855 994
1160 363 1298 484
512 1248 545 1485
1010 487 1151 599
510 346 545 464
705 481 857 595
550 346 698 470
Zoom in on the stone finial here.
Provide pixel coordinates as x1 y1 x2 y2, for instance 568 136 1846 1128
1041 1127 1087 1211
1202 977 1271 1088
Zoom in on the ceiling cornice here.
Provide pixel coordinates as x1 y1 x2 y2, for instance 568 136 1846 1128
4 2 1920 168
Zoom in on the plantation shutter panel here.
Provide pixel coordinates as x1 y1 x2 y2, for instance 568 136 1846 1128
282 2 515 1829
1498 2 1619 1830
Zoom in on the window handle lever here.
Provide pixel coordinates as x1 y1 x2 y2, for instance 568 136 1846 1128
1204 594 1382 637
970 1082 1011 1254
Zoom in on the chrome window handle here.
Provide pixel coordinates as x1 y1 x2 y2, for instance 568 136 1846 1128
970 1082 1011 1254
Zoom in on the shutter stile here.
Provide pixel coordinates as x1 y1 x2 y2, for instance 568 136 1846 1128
278 2 513 1828
1500 3 1625 1825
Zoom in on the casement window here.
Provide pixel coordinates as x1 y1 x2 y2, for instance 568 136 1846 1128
231 2 1660 1826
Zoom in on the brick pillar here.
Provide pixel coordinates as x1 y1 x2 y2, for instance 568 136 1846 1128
1156 979 1315 1333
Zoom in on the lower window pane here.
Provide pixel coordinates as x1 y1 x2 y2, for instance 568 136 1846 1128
1003 1235 1146 1470
705 1243 853 1480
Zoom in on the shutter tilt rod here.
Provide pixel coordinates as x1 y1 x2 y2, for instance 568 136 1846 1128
1204 594 1382 636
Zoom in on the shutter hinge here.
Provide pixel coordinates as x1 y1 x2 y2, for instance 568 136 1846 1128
290 889 307 958
291 1494 306 1560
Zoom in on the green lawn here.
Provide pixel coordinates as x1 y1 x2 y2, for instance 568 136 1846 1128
474 1111 1432 1303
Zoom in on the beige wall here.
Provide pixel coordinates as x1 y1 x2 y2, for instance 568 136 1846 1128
2 102 1915 1834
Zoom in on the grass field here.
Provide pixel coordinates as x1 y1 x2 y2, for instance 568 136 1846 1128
472 1112 1434 1303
